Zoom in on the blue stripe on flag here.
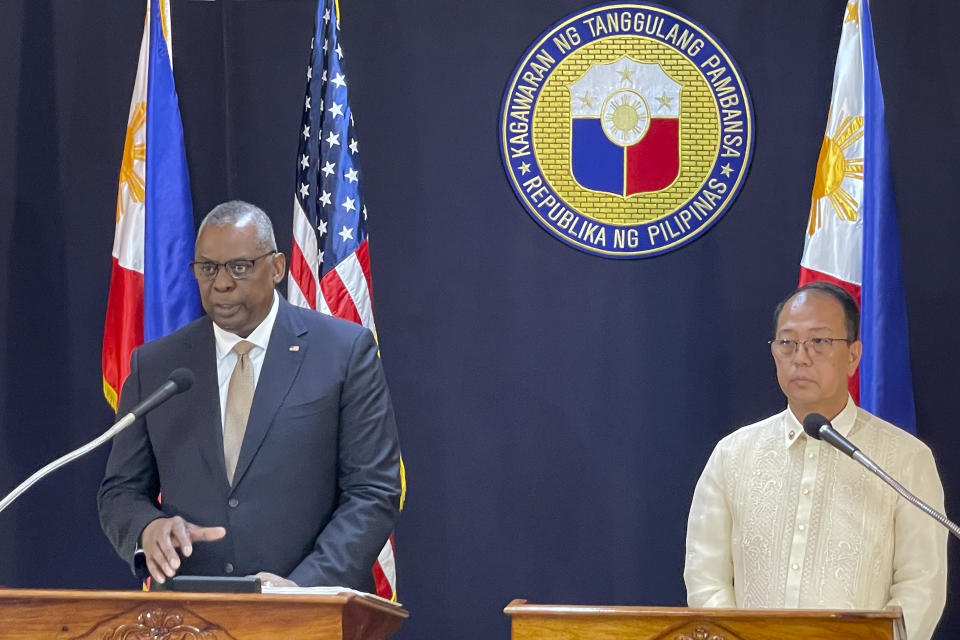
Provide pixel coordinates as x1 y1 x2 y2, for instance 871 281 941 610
858 0 916 432
144 2 201 342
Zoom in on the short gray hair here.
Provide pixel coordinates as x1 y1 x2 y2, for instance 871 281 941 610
197 200 277 252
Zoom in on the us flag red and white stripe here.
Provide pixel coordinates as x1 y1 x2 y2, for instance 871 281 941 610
288 0 404 600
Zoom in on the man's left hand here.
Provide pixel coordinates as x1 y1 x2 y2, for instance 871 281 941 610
253 571 297 588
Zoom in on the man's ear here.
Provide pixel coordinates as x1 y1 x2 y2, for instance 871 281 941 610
847 339 863 376
271 252 286 284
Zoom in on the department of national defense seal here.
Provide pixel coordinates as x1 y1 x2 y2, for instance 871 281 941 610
499 3 755 258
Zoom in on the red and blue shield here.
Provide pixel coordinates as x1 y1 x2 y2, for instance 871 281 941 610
570 58 681 197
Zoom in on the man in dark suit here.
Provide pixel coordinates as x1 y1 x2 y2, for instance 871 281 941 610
98 201 402 591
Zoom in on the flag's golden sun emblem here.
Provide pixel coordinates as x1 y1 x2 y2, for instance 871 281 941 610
116 102 147 221
808 113 864 236
601 89 649 147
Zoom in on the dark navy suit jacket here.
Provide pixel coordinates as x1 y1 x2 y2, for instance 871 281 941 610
97 297 402 591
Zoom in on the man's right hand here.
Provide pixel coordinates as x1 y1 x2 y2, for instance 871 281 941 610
141 516 226 584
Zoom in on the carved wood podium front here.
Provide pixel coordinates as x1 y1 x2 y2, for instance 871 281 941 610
505 599 905 640
0 588 407 640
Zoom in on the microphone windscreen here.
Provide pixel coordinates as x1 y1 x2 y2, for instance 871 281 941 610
168 368 195 393
802 413 829 440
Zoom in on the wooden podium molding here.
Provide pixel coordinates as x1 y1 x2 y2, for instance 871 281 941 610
0 588 407 640
505 599 906 640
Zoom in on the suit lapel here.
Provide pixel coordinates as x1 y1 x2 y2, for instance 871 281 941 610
186 317 230 490
231 300 308 489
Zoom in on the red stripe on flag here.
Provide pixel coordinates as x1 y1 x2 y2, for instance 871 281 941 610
798 266 862 404
289 239 318 311
372 533 396 600
373 557 392 599
799 267 862 308
102 258 144 409
321 263 362 323
355 239 374 307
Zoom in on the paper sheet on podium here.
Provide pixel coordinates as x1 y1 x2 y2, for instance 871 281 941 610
261 585 402 607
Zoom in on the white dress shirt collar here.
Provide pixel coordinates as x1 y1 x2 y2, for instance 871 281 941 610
213 290 280 361
784 394 856 448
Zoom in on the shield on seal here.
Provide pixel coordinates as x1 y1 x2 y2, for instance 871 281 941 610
569 57 681 197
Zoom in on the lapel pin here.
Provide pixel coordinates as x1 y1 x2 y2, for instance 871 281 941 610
289 345 300 352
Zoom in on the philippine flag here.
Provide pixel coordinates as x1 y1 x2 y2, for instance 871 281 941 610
799 0 915 432
570 57 680 197
102 0 200 409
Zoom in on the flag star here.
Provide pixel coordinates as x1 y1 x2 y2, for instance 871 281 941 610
335 43 343 59
350 113 355 127
720 163 734 177
344 168 359 183
323 8 330 22
322 69 327 83
342 197 356 212
310 38 314 50
317 219 328 235
518 162 531 175
325 131 341 147
362 205 368 220
305 96 311 111
322 39 328 52
300 154 309 170
319 98 324 112
318 249 324 263
306 65 312 80
328 102 344 118
302 124 310 139
331 72 347 88
299 182 309 198
319 190 332 206
321 161 336 177
349 138 359 154
338 225 354 242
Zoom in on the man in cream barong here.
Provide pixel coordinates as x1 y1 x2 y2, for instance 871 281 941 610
684 282 947 640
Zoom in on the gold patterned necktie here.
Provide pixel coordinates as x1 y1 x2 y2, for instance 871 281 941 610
223 340 255 485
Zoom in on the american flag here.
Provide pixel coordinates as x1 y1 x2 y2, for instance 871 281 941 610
288 1 373 326
287 0 402 600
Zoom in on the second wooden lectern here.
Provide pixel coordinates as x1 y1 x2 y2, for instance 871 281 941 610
505 599 905 640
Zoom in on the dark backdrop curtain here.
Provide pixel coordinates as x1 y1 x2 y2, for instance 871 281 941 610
0 2 957 639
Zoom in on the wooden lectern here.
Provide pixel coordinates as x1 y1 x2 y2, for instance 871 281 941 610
505 599 906 640
0 588 407 639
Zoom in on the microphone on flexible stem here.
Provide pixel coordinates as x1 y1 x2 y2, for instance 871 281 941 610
802 412 960 540
0 368 195 515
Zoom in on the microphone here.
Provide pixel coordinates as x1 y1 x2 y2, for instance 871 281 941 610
802 412 858 457
0 368 195 515
803 412 960 540
123 367 194 422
